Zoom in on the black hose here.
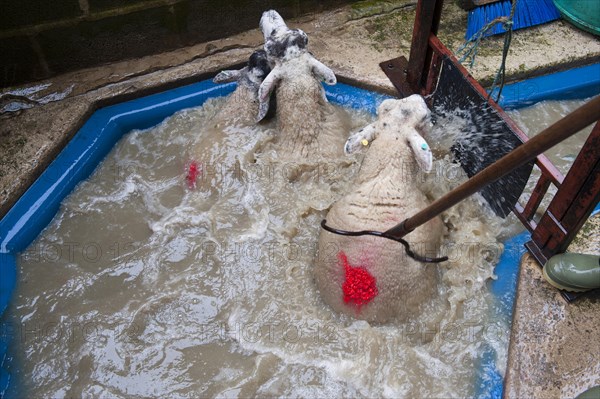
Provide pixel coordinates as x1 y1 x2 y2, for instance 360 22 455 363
320 220 448 263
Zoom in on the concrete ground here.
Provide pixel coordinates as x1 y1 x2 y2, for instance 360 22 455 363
1 1 599 397
505 214 600 399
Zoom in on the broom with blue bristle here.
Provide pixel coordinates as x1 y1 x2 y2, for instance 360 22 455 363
465 0 561 39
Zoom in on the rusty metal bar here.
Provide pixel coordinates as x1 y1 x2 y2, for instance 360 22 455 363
381 0 598 300
420 0 445 91
383 1 446 97
514 202 538 232
379 57 413 97
527 121 600 264
534 156 564 187
543 122 600 222
405 1 442 93
522 174 553 221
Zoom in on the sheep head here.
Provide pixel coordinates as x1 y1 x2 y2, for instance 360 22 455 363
261 10 308 63
213 49 271 88
345 95 433 172
260 9 288 43
256 10 337 122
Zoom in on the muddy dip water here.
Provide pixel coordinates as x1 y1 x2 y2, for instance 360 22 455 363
507 97 595 223
11 92 564 398
507 97 593 173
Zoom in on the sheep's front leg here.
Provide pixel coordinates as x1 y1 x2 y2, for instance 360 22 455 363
309 57 337 86
345 122 377 154
256 67 281 122
213 67 245 83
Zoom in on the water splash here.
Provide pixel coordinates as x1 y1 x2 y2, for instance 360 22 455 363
9 95 520 398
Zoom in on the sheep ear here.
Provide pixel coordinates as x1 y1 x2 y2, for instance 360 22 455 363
407 130 433 172
310 57 337 86
256 67 280 122
345 122 377 154
213 68 244 83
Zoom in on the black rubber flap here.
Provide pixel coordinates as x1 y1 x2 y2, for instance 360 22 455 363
430 56 534 218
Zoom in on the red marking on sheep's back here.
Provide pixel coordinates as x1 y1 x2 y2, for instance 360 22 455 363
339 251 378 308
186 161 201 189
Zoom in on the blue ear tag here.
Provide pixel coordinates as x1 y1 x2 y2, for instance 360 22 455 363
421 143 428 151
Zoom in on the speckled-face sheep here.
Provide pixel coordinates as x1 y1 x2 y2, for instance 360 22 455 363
314 95 444 323
256 10 347 161
186 49 271 191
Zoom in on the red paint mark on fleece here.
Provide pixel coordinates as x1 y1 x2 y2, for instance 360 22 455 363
339 251 378 308
186 161 201 189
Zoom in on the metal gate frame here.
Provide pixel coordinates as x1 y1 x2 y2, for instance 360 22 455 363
381 0 600 299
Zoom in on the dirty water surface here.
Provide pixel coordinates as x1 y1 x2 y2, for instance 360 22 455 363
10 93 530 398
507 97 594 173
507 97 595 217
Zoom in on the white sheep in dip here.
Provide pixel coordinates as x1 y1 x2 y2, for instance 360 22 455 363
314 95 444 323
186 49 271 192
256 10 347 161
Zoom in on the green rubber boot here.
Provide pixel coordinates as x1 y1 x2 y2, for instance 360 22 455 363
575 385 600 399
542 253 600 292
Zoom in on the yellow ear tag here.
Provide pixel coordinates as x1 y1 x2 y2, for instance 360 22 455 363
361 139 369 146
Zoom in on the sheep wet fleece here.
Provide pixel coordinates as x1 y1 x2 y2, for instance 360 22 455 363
256 10 348 163
186 49 271 191
315 95 443 323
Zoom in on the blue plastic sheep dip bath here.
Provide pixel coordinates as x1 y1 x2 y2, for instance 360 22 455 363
1 58 599 398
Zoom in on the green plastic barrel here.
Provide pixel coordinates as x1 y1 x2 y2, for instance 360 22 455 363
552 0 600 36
